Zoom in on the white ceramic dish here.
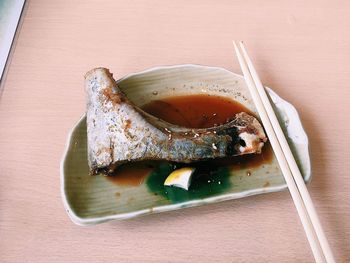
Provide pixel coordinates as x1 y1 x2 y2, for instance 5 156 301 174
61 64 311 226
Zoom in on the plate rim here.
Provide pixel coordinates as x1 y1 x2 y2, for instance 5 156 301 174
60 64 311 226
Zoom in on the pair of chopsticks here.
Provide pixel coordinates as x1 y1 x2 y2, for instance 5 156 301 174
233 41 335 263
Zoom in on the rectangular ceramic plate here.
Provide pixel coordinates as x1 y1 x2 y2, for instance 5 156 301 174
61 65 311 226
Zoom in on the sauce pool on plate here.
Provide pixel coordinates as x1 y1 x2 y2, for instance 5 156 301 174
143 94 255 128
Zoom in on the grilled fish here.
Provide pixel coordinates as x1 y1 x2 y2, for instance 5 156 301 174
85 68 267 174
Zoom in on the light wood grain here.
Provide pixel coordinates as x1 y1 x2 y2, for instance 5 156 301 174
0 0 349 262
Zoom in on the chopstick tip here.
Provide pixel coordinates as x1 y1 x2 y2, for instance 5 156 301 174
239 41 245 50
232 40 239 50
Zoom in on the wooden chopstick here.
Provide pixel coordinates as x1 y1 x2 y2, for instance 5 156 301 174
237 41 335 263
232 41 335 263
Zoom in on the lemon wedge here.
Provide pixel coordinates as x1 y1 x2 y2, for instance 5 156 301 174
164 167 195 190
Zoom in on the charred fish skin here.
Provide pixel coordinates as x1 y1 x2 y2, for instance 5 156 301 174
85 68 267 174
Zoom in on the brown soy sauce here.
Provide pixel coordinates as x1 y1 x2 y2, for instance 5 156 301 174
143 94 256 128
108 94 273 203
106 163 153 186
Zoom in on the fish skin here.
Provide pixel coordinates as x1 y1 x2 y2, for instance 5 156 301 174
85 68 267 174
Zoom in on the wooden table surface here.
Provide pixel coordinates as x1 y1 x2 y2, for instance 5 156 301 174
1 0 349 262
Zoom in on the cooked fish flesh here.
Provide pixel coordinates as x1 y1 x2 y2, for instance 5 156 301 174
85 68 267 174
